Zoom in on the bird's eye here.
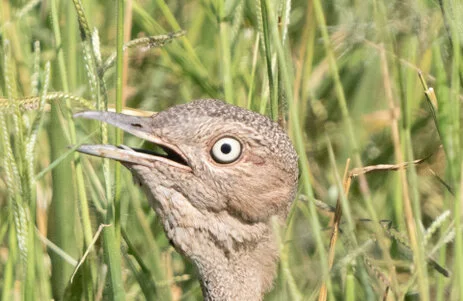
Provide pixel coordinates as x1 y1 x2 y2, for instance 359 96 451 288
210 137 242 164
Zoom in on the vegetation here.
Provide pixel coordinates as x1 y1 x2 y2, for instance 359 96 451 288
0 0 462 300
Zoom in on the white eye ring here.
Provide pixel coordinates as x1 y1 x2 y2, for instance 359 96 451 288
211 137 242 164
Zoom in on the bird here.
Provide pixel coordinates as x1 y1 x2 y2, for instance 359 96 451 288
75 99 299 301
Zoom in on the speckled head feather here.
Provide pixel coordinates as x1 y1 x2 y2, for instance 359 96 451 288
155 99 298 173
76 99 299 301
139 99 299 221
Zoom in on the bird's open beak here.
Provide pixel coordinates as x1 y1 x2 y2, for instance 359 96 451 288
74 111 191 172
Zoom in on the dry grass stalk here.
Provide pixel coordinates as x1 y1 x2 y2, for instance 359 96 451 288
318 159 351 301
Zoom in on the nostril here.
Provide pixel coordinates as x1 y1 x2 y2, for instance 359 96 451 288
131 123 143 128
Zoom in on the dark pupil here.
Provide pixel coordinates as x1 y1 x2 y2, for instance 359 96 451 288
220 143 232 154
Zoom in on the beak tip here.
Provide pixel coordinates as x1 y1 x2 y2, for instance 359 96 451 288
75 144 102 156
73 111 85 118
74 145 88 154
73 111 98 119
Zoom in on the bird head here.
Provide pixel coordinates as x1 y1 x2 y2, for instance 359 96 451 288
76 99 298 255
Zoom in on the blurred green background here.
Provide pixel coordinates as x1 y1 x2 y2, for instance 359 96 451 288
0 0 462 300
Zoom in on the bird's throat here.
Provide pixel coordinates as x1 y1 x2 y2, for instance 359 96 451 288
195 234 278 301
141 183 279 301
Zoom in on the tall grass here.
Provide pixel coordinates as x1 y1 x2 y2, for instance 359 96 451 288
0 0 462 300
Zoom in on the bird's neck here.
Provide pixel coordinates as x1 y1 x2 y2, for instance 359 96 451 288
142 185 280 300
191 230 278 301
